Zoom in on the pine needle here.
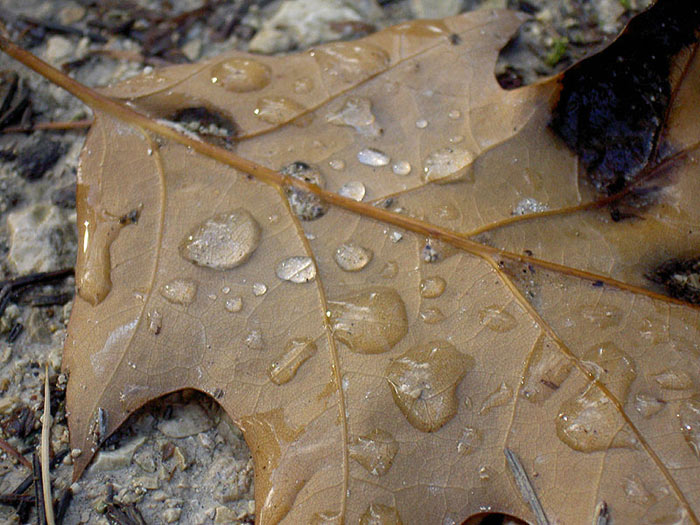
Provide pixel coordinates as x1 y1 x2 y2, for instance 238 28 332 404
41 365 55 525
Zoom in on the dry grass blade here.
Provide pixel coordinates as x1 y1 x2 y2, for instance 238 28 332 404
504 448 549 525
0 435 31 470
41 366 55 525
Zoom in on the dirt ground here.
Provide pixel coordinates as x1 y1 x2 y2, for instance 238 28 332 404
0 0 651 523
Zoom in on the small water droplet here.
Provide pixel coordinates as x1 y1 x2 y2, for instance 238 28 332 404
328 288 407 354
254 96 306 124
653 369 693 390
623 475 654 506
478 306 517 332
282 162 328 220
380 261 398 279
180 209 261 270
208 293 217 301
210 58 271 92
578 304 622 328
358 148 390 167
225 296 243 313
419 306 445 324
448 109 461 119
338 181 365 201
512 197 548 216
449 135 464 144
423 147 474 183
160 279 197 305
252 282 267 296
245 329 264 350
385 340 474 432
326 97 381 137
633 393 665 418
221 286 230 294
389 231 402 243
521 334 573 403
334 243 372 271
147 310 162 335
457 427 481 455
311 41 389 82
419 276 446 298
268 338 317 385
479 382 512 414
678 396 700 458
415 119 428 129
276 256 316 283
349 428 398 476
359 503 401 525
478 466 491 481
293 77 313 94
392 161 412 176
329 159 346 171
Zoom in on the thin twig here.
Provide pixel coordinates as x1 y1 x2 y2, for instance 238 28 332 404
41 366 55 525
0 268 74 317
0 435 31 469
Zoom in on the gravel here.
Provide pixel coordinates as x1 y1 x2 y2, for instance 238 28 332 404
0 0 651 523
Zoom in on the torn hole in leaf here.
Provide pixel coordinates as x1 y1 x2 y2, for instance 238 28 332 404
166 106 239 149
461 512 529 525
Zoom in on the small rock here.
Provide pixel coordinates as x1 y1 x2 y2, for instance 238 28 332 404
44 36 75 64
214 506 239 523
162 508 182 523
181 39 202 61
6 203 71 274
59 3 86 25
157 403 213 438
89 436 146 473
16 137 65 180
410 0 463 18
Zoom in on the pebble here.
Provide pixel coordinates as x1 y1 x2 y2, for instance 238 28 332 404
157 404 213 438
89 436 146 473
44 36 75 64
410 0 462 18
59 3 86 24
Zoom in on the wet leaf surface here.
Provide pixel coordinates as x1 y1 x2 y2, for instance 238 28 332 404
5 3 700 524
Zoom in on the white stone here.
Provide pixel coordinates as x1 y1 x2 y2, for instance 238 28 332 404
90 436 146 473
6 204 70 274
45 36 75 64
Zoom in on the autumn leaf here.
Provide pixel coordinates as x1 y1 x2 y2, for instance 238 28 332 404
3 2 700 524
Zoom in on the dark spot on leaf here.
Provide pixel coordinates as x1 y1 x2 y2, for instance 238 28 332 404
551 0 700 194
282 162 328 221
449 33 461 45
168 106 239 148
647 256 700 304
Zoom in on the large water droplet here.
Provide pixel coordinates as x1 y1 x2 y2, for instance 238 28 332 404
338 181 365 201
334 243 372 272
311 42 389 82
160 279 197 305
348 428 398 476
422 147 474 184
392 161 412 176
478 306 517 333
180 209 261 270
268 338 317 385
578 304 623 328
359 503 402 525
210 58 271 92
326 97 381 137
457 427 481 455
328 288 407 354
653 369 693 390
521 334 573 403
282 162 328 220
385 340 474 432
254 96 306 124
678 396 700 458
147 310 162 335
276 256 316 283
358 148 390 167
419 276 446 298
479 382 512 414
419 306 445 324
633 393 666 419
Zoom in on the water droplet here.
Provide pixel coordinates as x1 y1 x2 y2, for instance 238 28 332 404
478 306 517 333
359 503 402 525
624 475 654 506
419 306 445 324
578 304 622 328
338 181 365 201
210 58 271 92
252 282 267 296
293 77 313 94
326 97 381 137
311 42 389 82
449 135 464 144
380 261 398 279
349 428 398 476
678 396 700 458
328 288 407 354
448 109 461 119
282 162 328 220
358 148 390 167
180 209 261 270
160 279 197 305
276 256 316 283
419 276 446 298
147 310 162 335
221 286 230 294
392 161 412 176
334 243 372 272
478 466 492 481
310 512 341 524
457 427 481 455
385 340 474 432
479 382 512 414
254 96 306 124
245 329 264 350
422 147 474 184
268 338 317 385
521 334 573 403
225 296 243 313
389 231 402 243
653 369 693 390
329 159 345 170
415 119 428 129
633 393 665 418
512 198 548 216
